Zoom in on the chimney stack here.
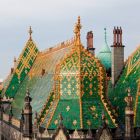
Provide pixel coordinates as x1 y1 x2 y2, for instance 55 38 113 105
87 31 95 55
111 27 125 86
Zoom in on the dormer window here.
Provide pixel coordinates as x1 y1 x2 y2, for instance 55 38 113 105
41 69 45 76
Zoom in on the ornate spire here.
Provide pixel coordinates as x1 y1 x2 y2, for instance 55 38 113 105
124 88 134 139
74 16 82 46
104 28 107 44
125 88 133 108
29 26 33 40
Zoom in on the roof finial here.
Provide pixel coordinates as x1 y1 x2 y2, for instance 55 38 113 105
74 16 82 46
29 26 33 40
104 28 107 44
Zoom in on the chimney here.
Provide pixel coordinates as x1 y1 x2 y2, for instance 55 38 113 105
87 31 95 55
111 27 125 86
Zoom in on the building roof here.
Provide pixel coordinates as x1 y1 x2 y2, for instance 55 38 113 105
2 18 140 134
39 44 117 130
2 18 117 130
97 28 111 70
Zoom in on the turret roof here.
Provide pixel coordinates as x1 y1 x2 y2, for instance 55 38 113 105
97 28 111 70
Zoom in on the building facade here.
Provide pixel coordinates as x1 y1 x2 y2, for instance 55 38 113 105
0 17 140 140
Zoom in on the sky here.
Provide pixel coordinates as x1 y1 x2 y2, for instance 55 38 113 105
0 0 140 80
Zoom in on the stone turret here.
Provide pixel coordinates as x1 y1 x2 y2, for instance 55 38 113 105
87 31 95 55
111 27 125 86
23 89 33 140
124 89 134 140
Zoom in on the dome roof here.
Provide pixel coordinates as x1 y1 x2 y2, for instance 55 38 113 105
97 28 111 70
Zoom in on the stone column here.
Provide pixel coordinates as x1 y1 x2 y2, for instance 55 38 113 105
124 90 134 140
23 89 33 140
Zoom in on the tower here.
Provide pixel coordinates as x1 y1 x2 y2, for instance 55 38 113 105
111 27 125 86
23 89 33 140
87 31 95 55
124 89 134 140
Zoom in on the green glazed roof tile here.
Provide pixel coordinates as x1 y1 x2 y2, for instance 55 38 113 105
108 45 140 127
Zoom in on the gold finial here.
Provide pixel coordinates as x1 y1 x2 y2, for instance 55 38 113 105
29 26 33 40
74 16 82 46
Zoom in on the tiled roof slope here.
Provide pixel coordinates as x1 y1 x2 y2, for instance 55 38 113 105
11 39 74 119
108 45 140 127
39 44 117 130
2 38 39 97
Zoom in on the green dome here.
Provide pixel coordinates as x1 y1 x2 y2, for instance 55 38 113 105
97 28 111 70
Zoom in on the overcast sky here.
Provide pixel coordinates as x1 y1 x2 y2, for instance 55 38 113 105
0 0 140 80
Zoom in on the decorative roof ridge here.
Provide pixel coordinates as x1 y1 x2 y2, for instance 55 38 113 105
74 16 82 46
39 16 81 59
40 38 74 55
126 44 140 64
15 38 38 71
2 29 39 96
15 27 39 68
38 91 54 125
3 27 38 87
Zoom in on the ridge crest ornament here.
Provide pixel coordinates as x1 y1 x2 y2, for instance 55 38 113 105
74 16 82 46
